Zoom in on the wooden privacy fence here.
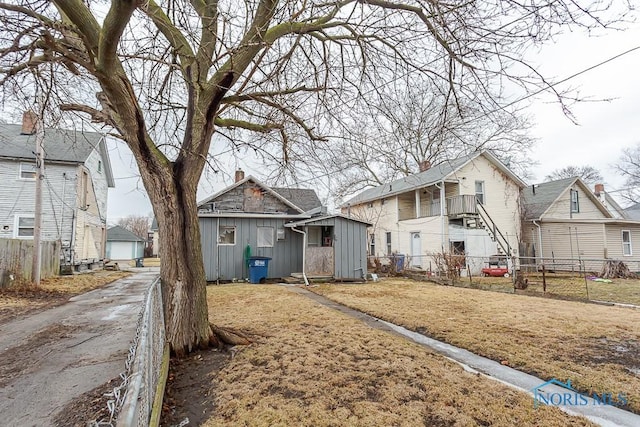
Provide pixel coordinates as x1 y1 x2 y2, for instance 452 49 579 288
0 238 60 286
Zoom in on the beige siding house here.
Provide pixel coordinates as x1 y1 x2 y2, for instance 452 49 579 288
521 177 640 272
341 151 525 274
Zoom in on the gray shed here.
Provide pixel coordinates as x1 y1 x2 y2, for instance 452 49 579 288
285 214 371 280
198 172 371 282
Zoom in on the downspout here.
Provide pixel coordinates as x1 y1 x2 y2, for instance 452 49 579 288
532 219 543 262
216 217 220 284
291 226 310 287
435 181 445 251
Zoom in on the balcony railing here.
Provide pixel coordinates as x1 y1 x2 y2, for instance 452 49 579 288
446 194 478 216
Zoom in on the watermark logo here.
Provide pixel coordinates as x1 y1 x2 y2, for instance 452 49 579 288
531 379 627 409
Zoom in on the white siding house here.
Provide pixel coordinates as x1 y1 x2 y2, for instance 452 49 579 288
0 112 114 267
341 151 526 274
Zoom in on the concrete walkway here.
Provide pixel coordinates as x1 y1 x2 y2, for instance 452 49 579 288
290 286 640 427
0 269 159 427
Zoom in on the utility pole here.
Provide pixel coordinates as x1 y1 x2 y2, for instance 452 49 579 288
32 112 44 285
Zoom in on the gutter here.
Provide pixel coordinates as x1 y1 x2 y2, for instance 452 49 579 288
291 226 310 287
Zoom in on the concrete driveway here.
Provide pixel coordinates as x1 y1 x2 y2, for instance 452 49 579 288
0 269 159 427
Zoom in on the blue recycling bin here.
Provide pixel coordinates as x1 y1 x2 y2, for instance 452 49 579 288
248 256 272 284
394 254 405 272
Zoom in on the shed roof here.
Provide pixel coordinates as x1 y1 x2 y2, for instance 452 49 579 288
341 150 526 207
107 225 146 242
0 123 115 187
285 214 372 228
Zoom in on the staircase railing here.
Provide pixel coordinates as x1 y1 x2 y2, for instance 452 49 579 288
476 202 512 256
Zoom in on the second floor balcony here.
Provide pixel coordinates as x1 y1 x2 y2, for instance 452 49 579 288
398 192 478 221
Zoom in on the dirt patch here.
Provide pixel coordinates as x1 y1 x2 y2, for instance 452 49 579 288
53 376 120 427
161 348 230 427
0 287 69 323
0 323 79 387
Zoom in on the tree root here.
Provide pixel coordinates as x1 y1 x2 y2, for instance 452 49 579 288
209 323 252 346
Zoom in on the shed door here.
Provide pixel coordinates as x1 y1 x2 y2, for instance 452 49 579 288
411 232 422 267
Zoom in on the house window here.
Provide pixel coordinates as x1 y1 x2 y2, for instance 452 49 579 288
381 199 386 206
15 215 34 238
308 227 321 247
218 226 236 245
622 230 632 256
369 234 375 256
81 170 89 209
475 181 485 205
570 189 580 213
386 232 392 255
367 202 374 209
19 162 37 180
257 227 274 247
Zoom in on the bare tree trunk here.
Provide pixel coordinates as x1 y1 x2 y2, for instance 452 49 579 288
151 176 212 357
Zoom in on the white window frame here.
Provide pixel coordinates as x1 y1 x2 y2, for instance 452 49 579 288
622 230 632 256
257 226 274 248
475 180 485 205
19 162 37 180
218 226 236 245
14 215 35 238
369 233 375 256
570 189 580 213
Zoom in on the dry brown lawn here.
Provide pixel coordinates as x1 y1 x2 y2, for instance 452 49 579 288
0 270 131 321
312 278 640 414
202 284 594 426
462 273 640 305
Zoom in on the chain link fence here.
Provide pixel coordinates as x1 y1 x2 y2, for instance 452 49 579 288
91 277 167 427
369 254 640 306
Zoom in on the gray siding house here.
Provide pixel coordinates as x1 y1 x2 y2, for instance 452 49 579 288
198 171 369 281
0 111 114 266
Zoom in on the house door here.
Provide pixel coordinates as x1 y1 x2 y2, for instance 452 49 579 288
411 232 422 267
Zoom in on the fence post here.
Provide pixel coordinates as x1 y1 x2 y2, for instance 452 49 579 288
541 264 546 293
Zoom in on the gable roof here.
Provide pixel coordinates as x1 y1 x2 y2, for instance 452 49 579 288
341 150 526 207
521 177 611 220
624 202 640 220
197 175 318 214
272 188 322 212
0 123 115 187
107 225 146 242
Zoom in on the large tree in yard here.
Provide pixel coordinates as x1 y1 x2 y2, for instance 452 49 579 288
0 0 629 355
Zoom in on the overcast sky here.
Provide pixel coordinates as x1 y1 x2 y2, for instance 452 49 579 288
106 21 640 222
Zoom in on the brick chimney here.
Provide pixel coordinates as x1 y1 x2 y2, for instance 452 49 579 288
21 110 38 135
419 160 431 172
594 183 604 196
235 169 245 182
